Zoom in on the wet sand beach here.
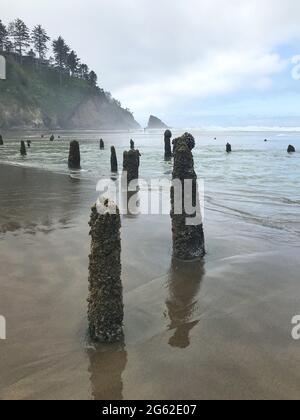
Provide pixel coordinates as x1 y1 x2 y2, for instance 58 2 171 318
0 163 299 400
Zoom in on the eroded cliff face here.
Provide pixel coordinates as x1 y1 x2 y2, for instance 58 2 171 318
66 95 140 130
0 93 140 130
0 55 140 130
0 102 45 129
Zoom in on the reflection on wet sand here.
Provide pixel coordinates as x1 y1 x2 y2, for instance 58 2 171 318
166 259 205 349
0 165 95 235
87 343 127 400
1 163 300 400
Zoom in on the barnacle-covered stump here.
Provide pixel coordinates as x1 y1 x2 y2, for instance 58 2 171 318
20 141 27 156
226 143 232 153
123 149 140 185
171 133 205 260
164 129 172 159
68 140 81 169
111 146 118 172
88 198 123 342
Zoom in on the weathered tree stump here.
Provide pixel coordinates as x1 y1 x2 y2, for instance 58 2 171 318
173 132 195 155
287 145 296 153
123 149 140 185
68 140 81 169
171 133 205 260
111 146 118 173
20 141 27 156
88 198 123 343
164 129 172 159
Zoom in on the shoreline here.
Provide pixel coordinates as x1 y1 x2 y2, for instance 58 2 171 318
3 126 300 133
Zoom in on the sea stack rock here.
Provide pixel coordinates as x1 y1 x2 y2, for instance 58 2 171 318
123 149 140 185
68 140 81 169
147 115 168 129
287 145 296 153
20 141 27 156
50 135 54 142
171 133 205 260
226 143 232 153
88 198 123 343
100 139 105 150
0 134 3 145
164 129 173 159
111 146 118 173
130 139 135 150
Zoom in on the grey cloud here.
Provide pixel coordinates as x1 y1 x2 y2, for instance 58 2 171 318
2 0 300 125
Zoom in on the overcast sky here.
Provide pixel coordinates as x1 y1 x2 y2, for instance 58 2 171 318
2 0 300 127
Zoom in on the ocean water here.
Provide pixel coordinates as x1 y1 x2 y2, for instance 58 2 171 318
1 129 299 239
1 130 300 399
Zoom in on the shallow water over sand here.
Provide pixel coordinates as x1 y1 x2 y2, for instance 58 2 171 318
1 129 299 237
0 130 299 399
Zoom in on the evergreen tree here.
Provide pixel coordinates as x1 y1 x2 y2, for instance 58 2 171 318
9 19 30 58
0 20 8 51
52 36 70 85
7 22 16 52
4 39 13 52
79 63 89 79
1 18 102 94
52 36 70 70
88 70 98 87
31 25 50 60
67 50 79 76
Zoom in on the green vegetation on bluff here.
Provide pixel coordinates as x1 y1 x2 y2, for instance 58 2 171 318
0 54 90 122
0 18 139 129
0 55 139 129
